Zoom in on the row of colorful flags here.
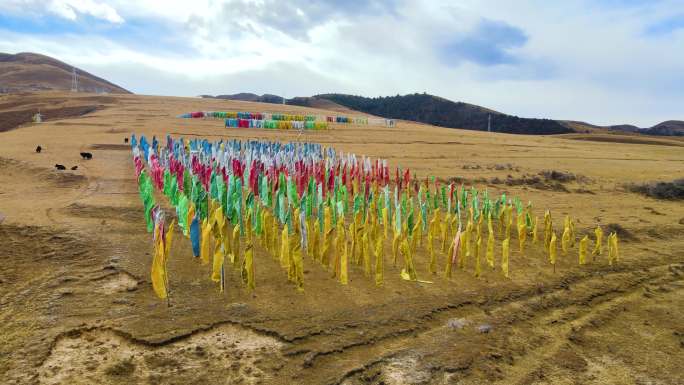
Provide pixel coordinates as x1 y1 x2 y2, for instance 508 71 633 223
132 134 620 301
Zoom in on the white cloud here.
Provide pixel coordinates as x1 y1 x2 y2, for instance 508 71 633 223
0 0 683 126
0 0 124 23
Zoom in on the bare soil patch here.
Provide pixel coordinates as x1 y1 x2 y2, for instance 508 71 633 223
562 133 684 147
90 143 131 151
38 326 284 385
65 203 142 222
0 105 103 132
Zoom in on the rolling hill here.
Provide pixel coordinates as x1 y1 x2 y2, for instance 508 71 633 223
200 93 362 115
562 119 684 136
208 92 574 135
192 91 684 136
0 52 130 94
200 93 285 104
647 120 684 136
284 96 371 115
315 93 572 135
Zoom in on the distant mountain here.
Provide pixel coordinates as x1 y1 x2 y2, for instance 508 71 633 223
563 119 684 136
610 124 641 132
315 93 572 135
200 93 361 115
0 52 130 94
201 93 285 104
645 120 684 136
285 96 365 115
558 120 603 133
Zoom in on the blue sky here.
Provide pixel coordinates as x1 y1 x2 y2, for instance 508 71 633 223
0 0 682 127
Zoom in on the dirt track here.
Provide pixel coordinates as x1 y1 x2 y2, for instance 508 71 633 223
0 92 683 384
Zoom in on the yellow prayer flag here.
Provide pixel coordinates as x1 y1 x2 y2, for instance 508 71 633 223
165 220 175 260
151 220 175 300
374 236 384 286
458 227 467 270
211 240 224 283
608 232 619 266
261 210 269 251
505 205 513 239
322 227 333 267
400 237 417 281
430 209 440 238
561 225 571 255
312 219 321 263
414 213 423 247
501 237 509 278
440 216 449 253
211 206 224 238
474 236 482 277
221 221 231 261
200 218 212 265
362 232 371 277
427 232 436 274
579 235 588 265
569 219 576 248
487 213 494 235
518 222 527 253
486 227 495 268
186 204 195 238
392 231 401 267
244 208 253 240
592 225 603 259
333 220 344 277
544 210 553 252
151 232 166 299
232 225 240 266
382 207 389 239
290 224 304 291
339 229 348 285
280 227 289 269
549 231 558 272
444 238 455 278
242 241 255 290
349 221 357 265
324 206 332 235
305 216 314 257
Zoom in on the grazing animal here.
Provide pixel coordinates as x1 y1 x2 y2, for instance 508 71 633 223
55 164 66 170
71 166 78 170
124 137 129 144
80 152 92 160
36 146 42 153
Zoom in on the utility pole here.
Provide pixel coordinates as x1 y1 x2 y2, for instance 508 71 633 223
71 68 78 92
488 114 491 132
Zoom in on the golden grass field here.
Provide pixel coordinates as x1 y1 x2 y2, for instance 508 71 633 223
1 92 683 385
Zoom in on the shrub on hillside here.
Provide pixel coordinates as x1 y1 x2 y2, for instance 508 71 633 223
626 179 684 200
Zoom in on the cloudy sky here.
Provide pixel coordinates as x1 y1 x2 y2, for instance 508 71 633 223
1 0 682 126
